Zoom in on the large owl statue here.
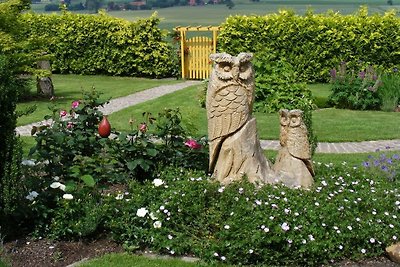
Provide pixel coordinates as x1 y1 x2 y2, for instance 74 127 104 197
206 52 255 172
274 109 314 188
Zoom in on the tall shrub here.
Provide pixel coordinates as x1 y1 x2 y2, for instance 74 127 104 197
0 0 36 238
21 11 178 78
219 7 400 82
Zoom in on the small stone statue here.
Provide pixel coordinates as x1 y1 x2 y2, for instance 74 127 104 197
206 52 273 185
274 109 314 188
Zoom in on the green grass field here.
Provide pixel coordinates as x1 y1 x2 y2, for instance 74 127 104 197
108 84 400 142
29 0 399 30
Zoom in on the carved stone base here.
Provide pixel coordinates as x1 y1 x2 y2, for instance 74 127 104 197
273 147 313 188
212 117 274 185
386 243 400 264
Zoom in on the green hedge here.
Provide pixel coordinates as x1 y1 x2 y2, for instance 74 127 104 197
21 11 178 78
218 7 400 82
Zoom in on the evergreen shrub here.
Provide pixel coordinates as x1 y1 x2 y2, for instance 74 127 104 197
219 7 400 83
21 12 178 78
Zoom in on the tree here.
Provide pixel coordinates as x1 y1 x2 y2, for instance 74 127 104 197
0 0 34 238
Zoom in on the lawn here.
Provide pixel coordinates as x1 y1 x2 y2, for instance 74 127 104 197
80 253 206 267
108 84 400 142
16 75 180 126
18 76 400 142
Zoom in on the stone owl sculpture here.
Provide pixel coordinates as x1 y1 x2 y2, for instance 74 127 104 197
274 109 314 188
206 52 273 185
206 52 255 171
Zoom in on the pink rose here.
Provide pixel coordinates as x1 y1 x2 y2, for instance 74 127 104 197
184 139 201 149
139 123 147 133
59 110 67 117
67 122 73 129
71 100 80 109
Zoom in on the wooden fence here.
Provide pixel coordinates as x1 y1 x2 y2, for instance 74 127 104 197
175 26 220 80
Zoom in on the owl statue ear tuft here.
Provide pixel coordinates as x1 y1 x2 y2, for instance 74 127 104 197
237 52 253 62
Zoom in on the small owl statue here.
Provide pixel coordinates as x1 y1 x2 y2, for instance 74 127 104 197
274 109 315 188
206 52 255 172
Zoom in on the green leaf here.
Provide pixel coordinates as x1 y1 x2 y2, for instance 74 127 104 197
81 174 96 187
146 148 158 157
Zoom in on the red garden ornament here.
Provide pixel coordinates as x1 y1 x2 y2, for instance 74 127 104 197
98 115 111 138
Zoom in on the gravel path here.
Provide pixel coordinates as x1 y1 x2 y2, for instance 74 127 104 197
16 80 400 154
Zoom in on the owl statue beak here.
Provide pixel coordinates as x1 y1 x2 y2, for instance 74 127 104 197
232 66 240 81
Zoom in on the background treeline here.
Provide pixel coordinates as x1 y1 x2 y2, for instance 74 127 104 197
219 7 400 82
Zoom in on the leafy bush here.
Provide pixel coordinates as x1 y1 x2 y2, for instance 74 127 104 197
378 68 400 112
253 50 314 113
253 50 317 154
328 62 381 110
23 89 207 239
0 0 48 239
219 7 400 82
361 151 400 182
21 12 178 78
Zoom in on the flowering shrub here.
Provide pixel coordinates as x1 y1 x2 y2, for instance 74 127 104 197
23 90 207 238
328 62 382 110
361 150 400 182
103 164 399 266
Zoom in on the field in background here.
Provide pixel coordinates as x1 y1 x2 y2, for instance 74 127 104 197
29 0 399 30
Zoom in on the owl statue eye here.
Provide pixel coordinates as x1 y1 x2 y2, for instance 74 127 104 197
239 65 247 72
218 62 232 72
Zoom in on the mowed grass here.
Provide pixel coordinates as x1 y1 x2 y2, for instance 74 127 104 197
16 75 180 126
80 253 209 267
30 0 397 30
108 84 400 142
110 3 395 30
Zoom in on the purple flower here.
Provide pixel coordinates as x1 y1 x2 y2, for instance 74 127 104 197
392 154 400 160
358 71 366 79
393 67 398 73
362 161 370 167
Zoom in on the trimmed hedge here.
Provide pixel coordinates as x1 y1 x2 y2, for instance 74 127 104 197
218 7 400 82
21 11 178 78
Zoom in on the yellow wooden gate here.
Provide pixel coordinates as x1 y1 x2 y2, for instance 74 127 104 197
175 26 220 80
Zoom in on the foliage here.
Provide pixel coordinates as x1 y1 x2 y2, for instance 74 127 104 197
219 7 400 83
378 68 400 112
0 1 32 236
253 50 314 113
103 164 399 266
328 62 381 110
252 50 317 154
21 11 178 78
24 89 207 239
114 108 208 182
361 150 400 182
